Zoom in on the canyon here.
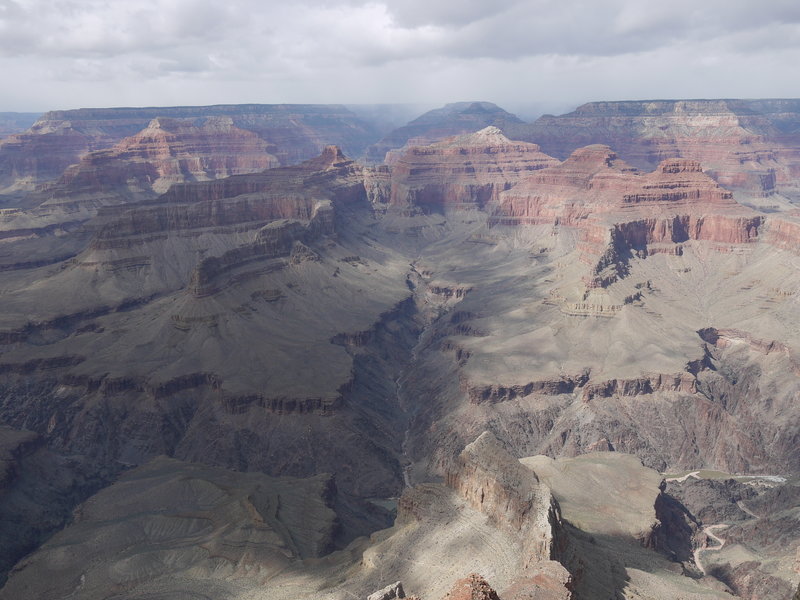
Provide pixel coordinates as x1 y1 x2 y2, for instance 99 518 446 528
0 99 797 599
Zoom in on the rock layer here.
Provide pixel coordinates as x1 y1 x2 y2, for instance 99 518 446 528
520 99 800 201
0 104 379 193
366 102 525 164
388 127 559 210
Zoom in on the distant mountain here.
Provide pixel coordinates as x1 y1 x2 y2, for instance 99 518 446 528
364 100 525 164
0 104 381 194
0 113 41 140
517 99 800 206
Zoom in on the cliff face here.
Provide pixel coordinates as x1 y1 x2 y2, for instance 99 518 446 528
370 432 572 600
388 127 559 210
521 99 800 200
58 117 279 195
765 212 800 253
490 146 763 288
389 132 800 494
0 104 379 193
0 146 415 514
0 99 799 600
445 432 559 556
0 124 94 193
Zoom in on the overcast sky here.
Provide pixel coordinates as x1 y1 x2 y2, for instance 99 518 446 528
1 0 800 114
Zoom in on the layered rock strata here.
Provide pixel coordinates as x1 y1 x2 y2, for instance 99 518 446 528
445 431 560 562
366 102 525 164
491 146 762 287
521 99 800 200
0 104 379 193
0 146 414 511
56 117 280 196
388 127 559 211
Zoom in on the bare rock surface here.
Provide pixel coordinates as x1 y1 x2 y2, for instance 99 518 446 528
366 102 525 164
521 452 662 540
0 104 380 194
0 99 799 600
440 573 500 600
519 99 800 204
666 478 757 525
0 456 338 600
368 581 405 600
387 127 558 211
0 147 415 521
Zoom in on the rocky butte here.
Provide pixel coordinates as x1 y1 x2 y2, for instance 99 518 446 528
0 104 380 194
518 99 800 205
0 99 796 599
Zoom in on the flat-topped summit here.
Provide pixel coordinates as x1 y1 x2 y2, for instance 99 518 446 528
366 101 525 164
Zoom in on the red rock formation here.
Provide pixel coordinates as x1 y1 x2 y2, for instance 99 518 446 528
580 372 696 401
0 124 94 193
389 127 559 210
57 117 279 196
90 146 356 250
440 574 500 600
490 145 763 287
501 568 574 600
765 212 800 254
698 327 800 374
519 99 800 200
0 104 379 192
366 101 525 164
466 373 589 404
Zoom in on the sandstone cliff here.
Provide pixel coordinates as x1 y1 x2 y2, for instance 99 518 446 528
388 127 559 211
520 99 800 201
0 104 380 193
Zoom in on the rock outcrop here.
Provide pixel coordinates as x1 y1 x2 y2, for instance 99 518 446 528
369 581 406 600
366 102 525 164
520 99 800 201
388 127 559 211
491 146 762 287
0 146 413 512
1 97 799 600
765 212 800 254
446 432 560 563
0 104 380 193
440 574 500 600
56 117 280 196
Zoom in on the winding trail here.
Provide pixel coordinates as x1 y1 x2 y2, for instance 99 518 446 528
694 524 728 576
665 470 700 483
736 500 759 519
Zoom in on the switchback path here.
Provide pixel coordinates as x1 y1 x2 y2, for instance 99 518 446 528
694 524 728 576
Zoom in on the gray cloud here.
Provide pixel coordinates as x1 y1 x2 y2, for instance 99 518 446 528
0 0 799 111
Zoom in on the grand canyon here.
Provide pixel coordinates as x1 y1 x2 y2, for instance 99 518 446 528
0 99 797 600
